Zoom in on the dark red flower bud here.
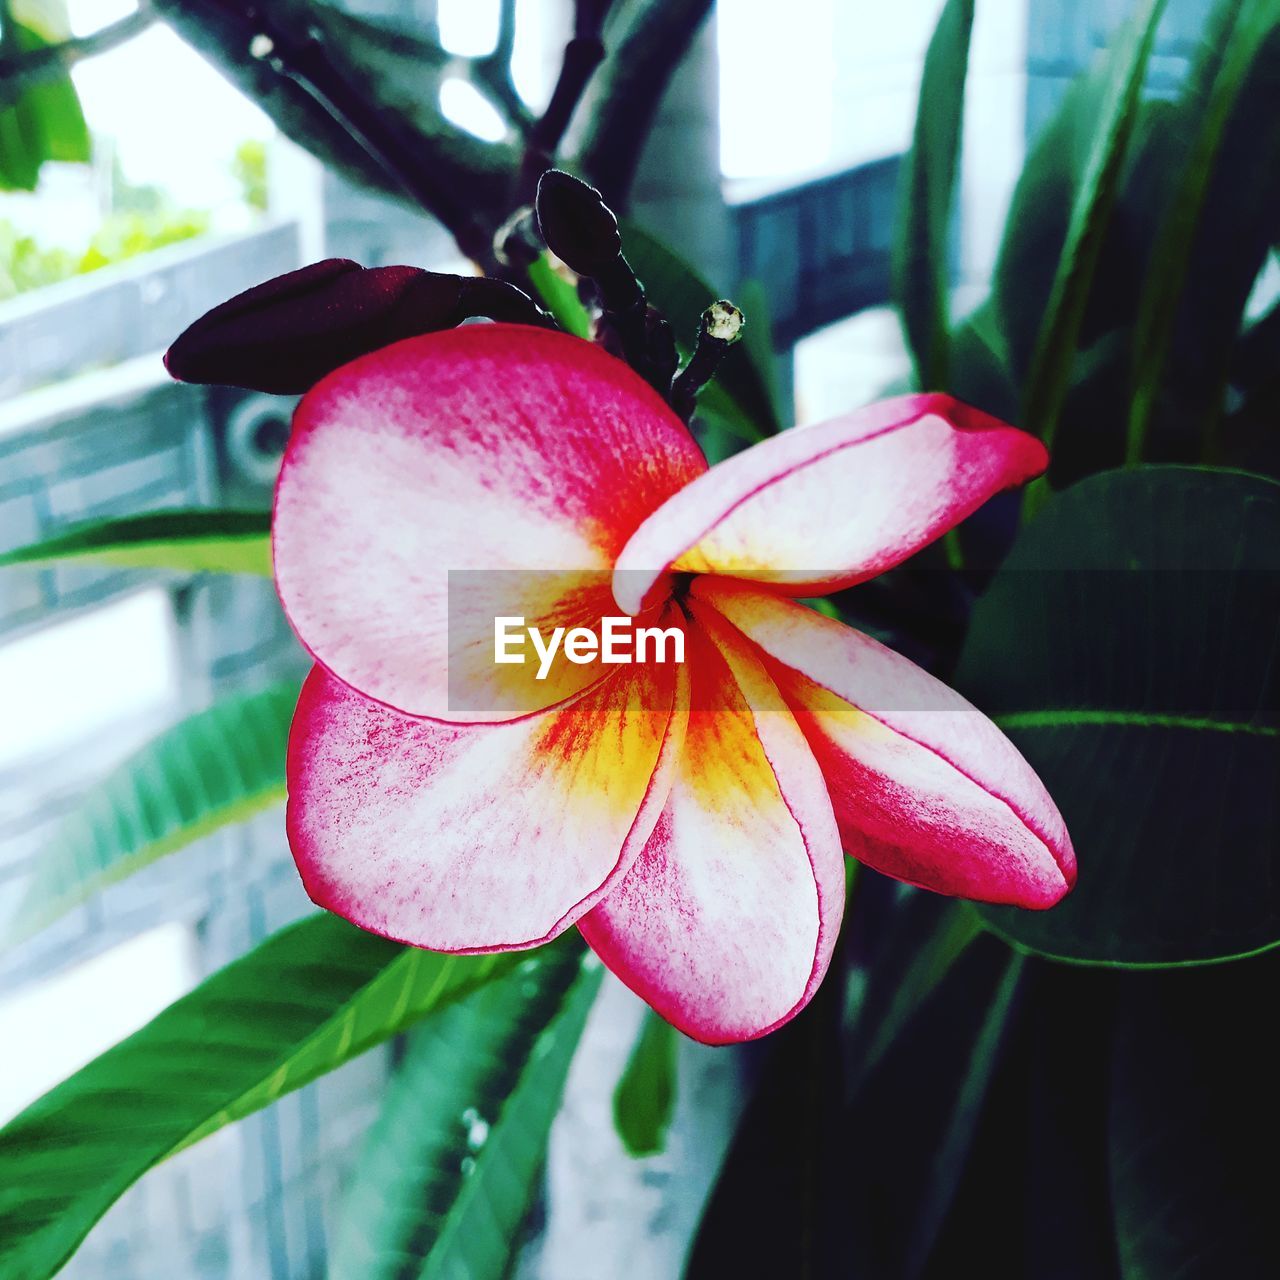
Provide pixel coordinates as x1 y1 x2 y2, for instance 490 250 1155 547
164 260 549 394
535 170 622 276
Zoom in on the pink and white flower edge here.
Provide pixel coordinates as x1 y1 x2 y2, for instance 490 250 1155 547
278 324 1074 1045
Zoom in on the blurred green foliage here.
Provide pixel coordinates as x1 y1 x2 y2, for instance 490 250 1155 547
0 209 210 300
0 0 91 191
232 137 268 213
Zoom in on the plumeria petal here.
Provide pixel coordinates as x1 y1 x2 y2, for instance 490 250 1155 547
580 606 845 1044
274 324 706 719
696 580 1074 907
287 653 687 953
613 394 1046 614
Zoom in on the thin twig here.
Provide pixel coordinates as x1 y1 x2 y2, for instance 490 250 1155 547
517 0 612 203
574 0 713 208
0 5 155 103
473 0 534 135
201 0 496 263
530 0 611 155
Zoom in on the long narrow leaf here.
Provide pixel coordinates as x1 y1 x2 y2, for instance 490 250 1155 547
612 1008 677 1158
0 914 537 1280
893 0 974 389
330 944 600 1280
527 252 592 338
1021 0 1169 487
1125 0 1280 462
844 896 984 1096
957 467 1280 966
0 510 273 577
4 682 299 948
903 953 1026 1278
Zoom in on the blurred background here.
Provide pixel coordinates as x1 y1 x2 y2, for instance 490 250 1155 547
0 1 1245 1276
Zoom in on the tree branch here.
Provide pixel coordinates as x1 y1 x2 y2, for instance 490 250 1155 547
155 0 516 265
514 0 612 206
148 0 701 275
0 5 155 103
531 0 611 156
473 0 534 135
572 0 713 210
154 0 395 195
344 2 531 137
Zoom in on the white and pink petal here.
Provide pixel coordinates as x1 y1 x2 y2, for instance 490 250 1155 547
695 580 1074 908
274 324 706 719
614 394 1046 613
287 655 686 953
580 607 845 1044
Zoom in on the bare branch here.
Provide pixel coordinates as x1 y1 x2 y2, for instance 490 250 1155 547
513 0 613 205
532 0 611 158
473 0 534 134
155 0 394 194
155 0 516 265
0 5 155 103
572 0 713 210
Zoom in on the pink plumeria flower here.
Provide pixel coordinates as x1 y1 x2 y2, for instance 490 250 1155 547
264 322 1074 1044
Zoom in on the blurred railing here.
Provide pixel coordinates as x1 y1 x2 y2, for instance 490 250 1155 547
0 224 342 1280
0 224 301 402
729 155 901 347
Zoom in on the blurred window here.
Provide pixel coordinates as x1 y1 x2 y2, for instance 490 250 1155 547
438 0 553 135
0 923 196 1123
0 589 179 772
718 0 835 179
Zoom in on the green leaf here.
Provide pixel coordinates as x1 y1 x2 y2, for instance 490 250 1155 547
527 252 592 339
1109 955 1280 1278
1123 2 1280 465
991 75 1109 389
955 466 1280 965
612 1008 677 1158
0 509 273 576
0 914 534 1280
1015 969 1122 1280
1126 0 1280 464
845 894 983 1094
733 277 783 426
685 954 846 1279
893 0 973 390
946 300 1017 422
900 951 1026 1278
621 221 781 441
4 682 298 948
690 932 1023 1278
0 6 91 192
919 963 1122 1279
1020 0 1168 470
842 937 1028 1279
992 3 1280 483
330 943 600 1280
14 27 90 164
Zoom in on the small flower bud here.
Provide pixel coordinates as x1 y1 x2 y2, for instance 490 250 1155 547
165 260 549 394
669 298 749 423
535 169 622 276
704 300 744 345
